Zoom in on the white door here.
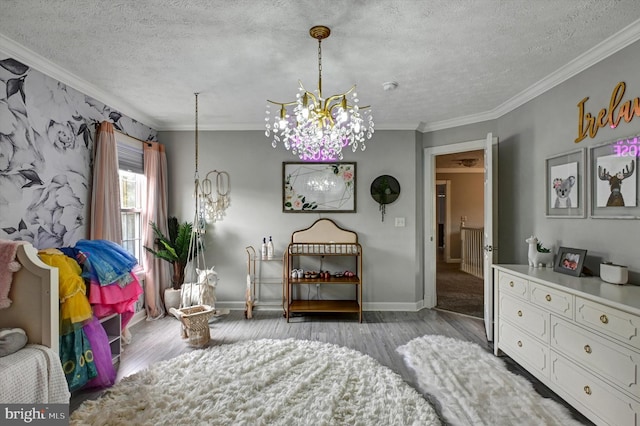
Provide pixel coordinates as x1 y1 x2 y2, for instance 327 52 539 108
483 132 498 340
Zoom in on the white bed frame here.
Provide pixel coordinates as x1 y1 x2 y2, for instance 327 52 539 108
0 242 59 354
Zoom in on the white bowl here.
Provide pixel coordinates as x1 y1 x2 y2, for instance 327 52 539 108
600 263 628 285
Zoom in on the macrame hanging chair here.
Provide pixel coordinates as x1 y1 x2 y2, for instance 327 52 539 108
177 230 214 347
174 93 217 347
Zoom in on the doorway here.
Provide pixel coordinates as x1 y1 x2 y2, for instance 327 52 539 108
433 150 484 318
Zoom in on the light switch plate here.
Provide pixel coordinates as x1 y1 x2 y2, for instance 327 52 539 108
394 217 405 227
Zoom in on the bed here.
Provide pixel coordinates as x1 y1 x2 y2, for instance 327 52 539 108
0 241 70 403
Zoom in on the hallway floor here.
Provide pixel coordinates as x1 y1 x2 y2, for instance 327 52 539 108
436 251 484 318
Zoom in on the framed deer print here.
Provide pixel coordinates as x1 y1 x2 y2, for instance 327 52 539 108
590 137 639 219
545 149 586 218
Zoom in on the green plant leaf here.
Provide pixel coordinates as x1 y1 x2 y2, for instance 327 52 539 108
144 216 202 265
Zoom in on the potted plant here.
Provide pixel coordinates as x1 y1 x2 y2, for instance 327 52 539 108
145 217 198 310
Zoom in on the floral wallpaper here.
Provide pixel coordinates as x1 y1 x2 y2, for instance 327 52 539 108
0 57 157 248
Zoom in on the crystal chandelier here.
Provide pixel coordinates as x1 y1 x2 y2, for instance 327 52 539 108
265 25 374 161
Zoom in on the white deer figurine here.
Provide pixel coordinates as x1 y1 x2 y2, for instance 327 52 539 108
526 236 554 268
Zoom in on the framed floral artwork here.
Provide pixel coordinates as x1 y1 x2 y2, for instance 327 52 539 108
545 148 585 218
282 162 356 212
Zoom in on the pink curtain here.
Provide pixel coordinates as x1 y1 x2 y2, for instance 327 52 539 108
90 122 122 243
142 142 170 319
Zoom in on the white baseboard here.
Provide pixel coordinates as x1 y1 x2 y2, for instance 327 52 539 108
215 301 283 311
215 301 251 311
362 302 421 311
217 301 422 312
446 258 462 263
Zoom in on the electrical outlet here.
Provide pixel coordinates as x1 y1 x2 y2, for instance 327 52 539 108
394 217 406 227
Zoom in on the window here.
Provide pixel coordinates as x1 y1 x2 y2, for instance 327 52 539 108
116 133 147 315
119 170 145 266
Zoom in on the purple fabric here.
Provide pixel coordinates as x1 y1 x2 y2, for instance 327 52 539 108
82 316 116 389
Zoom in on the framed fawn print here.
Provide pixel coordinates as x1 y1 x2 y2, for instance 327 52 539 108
589 137 639 219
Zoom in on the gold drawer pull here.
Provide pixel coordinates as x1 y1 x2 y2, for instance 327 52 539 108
517 310 523 317
584 345 592 354
584 385 592 395
517 340 523 347
545 294 552 302
509 281 514 287
600 314 609 324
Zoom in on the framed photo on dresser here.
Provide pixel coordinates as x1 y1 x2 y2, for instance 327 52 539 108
553 246 587 277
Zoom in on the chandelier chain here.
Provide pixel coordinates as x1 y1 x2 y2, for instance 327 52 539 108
317 38 322 98
191 92 231 224
194 92 199 174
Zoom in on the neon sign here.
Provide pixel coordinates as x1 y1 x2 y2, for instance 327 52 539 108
575 82 640 143
613 136 640 157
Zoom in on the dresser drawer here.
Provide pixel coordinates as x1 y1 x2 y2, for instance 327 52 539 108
499 293 549 342
498 272 528 299
551 316 639 396
551 351 640 426
576 297 640 351
498 320 549 377
530 282 573 318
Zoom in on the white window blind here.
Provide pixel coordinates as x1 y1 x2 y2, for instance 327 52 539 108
116 132 144 174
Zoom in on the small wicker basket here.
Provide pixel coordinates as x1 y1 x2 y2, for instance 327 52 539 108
177 304 215 347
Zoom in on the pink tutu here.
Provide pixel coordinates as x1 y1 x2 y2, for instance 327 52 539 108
89 272 143 326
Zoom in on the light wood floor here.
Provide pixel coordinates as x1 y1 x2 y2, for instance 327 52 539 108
71 309 592 425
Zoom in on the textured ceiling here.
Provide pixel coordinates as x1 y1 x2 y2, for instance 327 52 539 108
2 1 640 132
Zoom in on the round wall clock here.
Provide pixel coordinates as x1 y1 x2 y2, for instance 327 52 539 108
370 175 400 221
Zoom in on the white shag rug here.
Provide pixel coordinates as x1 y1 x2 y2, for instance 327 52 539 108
71 338 440 426
397 335 585 426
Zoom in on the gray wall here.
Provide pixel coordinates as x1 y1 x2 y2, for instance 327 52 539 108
159 130 422 309
426 40 640 283
159 38 640 309
166 38 640 308
5 31 638 311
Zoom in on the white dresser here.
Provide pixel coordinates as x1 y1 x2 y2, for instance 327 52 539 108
493 265 640 426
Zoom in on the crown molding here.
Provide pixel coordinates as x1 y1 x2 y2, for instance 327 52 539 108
492 18 640 119
371 122 421 131
420 18 640 134
157 121 422 132
157 122 265 132
4 15 640 135
418 109 497 133
0 33 161 130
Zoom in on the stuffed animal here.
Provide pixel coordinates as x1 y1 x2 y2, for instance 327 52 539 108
553 176 575 208
181 267 217 308
526 236 554 268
